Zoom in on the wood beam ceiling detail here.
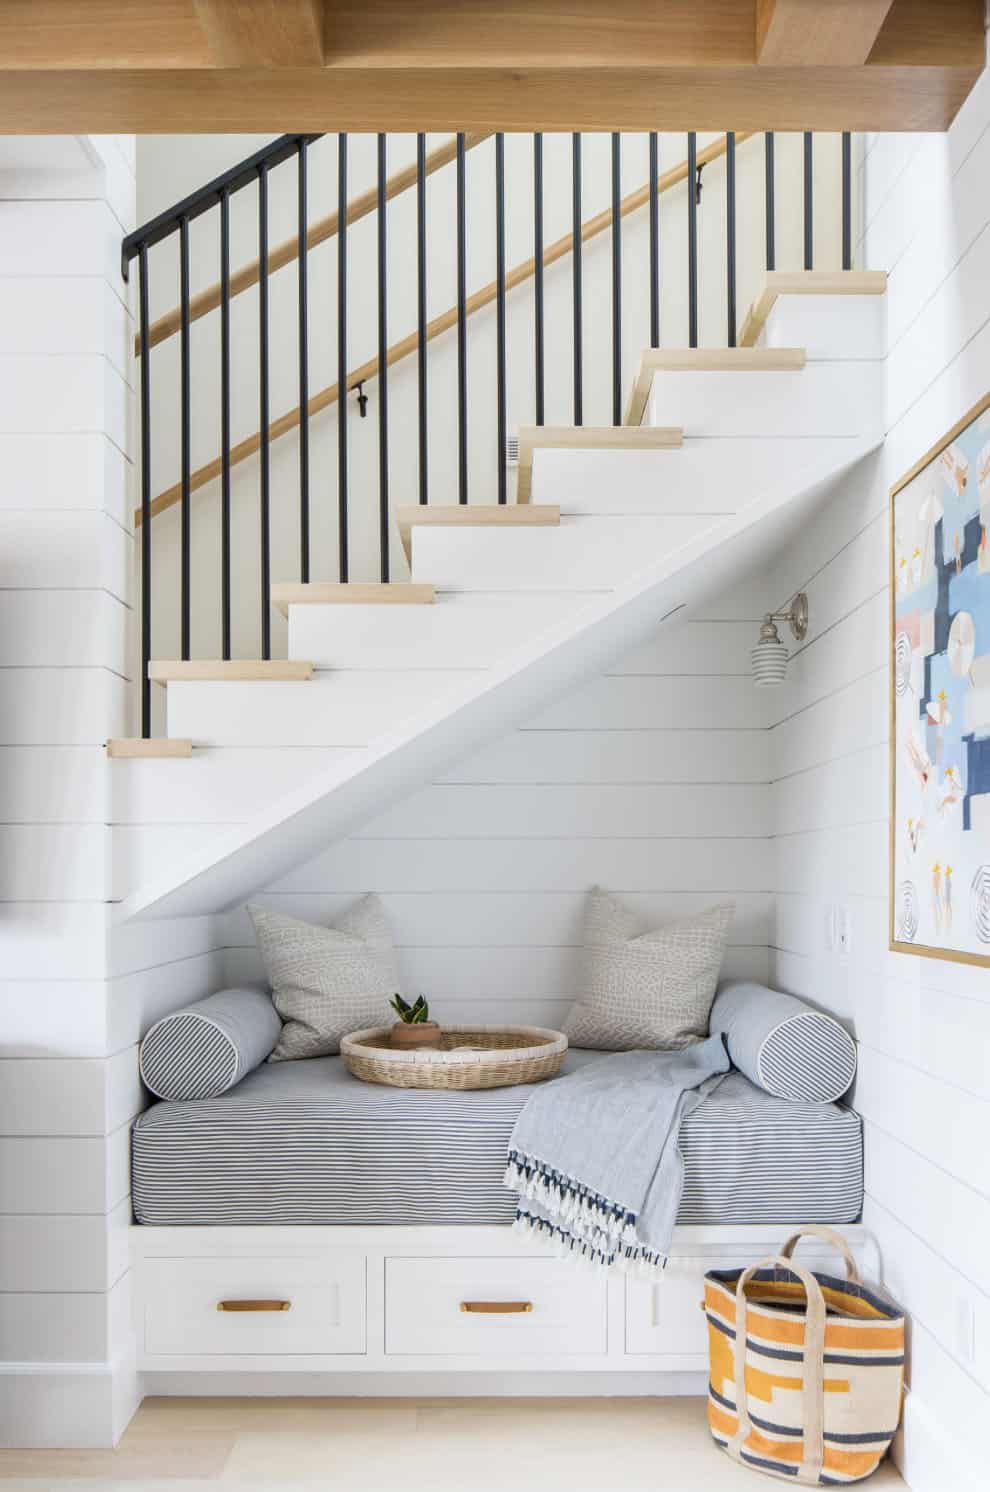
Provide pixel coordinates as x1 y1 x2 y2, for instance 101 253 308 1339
0 0 980 132
193 1 325 67
756 0 897 67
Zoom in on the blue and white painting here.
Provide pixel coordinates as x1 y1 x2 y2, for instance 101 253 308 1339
892 397 990 963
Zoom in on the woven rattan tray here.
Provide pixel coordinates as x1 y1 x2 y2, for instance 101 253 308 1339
341 1024 568 1090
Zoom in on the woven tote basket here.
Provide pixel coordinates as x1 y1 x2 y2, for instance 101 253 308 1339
704 1225 905 1486
341 1025 567 1090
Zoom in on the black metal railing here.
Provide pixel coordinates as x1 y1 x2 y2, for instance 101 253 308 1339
377 134 390 583
456 133 468 503
123 128 855 737
337 134 349 584
571 133 583 426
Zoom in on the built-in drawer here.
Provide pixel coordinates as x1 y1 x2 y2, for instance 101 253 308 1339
142 1253 366 1357
625 1256 713 1358
385 1256 607 1357
625 1247 839 1358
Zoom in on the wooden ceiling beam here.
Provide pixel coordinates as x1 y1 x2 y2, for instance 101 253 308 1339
756 0 897 67
0 64 977 133
0 1 213 70
193 0 325 67
318 1 753 68
0 1 981 73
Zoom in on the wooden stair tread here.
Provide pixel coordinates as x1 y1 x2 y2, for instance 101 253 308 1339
396 503 560 563
106 738 193 758
623 346 806 427
271 582 436 617
149 660 314 683
516 426 682 503
739 269 888 347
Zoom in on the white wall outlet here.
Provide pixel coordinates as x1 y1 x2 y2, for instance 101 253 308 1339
836 906 852 956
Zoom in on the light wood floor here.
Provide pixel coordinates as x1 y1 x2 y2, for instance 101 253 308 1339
0 1396 906 1490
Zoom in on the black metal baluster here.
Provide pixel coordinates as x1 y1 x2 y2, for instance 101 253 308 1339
687 131 698 349
377 134 389 581
842 131 852 270
337 133 349 583
804 131 814 270
611 132 622 425
258 162 271 659
456 132 468 503
416 133 428 504
297 138 310 583
533 132 545 427
179 215 191 659
138 244 152 737
726 131 737 348
765 132 776 271
495 133 507 504
220 190 232 660
649 131 660 348
572 132 583 425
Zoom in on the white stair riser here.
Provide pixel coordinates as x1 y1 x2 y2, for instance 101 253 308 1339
759 294 886 360
531 435 874 512
165 672 483 747
410 516 722 590
287 595 594 668
646 360 883 438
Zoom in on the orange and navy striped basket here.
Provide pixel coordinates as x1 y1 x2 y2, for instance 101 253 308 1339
704 1225 905 1485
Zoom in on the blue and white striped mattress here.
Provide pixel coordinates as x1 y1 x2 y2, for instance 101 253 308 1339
131 1053 863 1227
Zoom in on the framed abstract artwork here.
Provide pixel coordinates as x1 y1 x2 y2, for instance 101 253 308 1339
890 392 990 966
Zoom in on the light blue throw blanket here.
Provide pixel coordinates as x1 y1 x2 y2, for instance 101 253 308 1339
503 1037 730 1276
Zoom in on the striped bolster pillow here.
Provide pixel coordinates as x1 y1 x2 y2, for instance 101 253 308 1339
139 988 282 1102
709 981 856 1103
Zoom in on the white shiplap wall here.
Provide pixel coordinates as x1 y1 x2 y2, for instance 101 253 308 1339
768 74 990 1492
225 574 773 1028
0 138 226 1450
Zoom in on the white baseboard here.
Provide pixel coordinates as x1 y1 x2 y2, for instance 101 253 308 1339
141 1370 709 1399
112 1350 142 1446
0 1354 139 1449
893 1390 981 1492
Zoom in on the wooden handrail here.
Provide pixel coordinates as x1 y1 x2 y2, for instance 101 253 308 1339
135 132 750 526
136 132 492 355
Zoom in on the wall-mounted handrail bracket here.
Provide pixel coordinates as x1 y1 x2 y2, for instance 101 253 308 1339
695 163 705 205
355 381 369 418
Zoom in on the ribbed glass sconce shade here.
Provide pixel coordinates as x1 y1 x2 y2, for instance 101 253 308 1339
751 636 789 687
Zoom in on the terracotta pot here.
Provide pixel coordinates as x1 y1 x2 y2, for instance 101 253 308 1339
390 1020 442 1050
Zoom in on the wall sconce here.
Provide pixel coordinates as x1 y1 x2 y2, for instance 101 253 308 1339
751 593 809 687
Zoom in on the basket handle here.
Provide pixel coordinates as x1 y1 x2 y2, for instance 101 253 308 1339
779 1224 860 1283
727 1254 827 1487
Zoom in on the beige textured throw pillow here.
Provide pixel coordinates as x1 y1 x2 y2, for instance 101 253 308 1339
564 889 735 1051
248 896 399 1061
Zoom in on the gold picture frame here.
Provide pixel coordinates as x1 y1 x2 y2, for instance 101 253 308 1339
889 390 990 966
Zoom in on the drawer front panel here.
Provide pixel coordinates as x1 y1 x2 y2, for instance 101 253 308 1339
143 1253 366 1357
386 1256 607 1357
625 1256 712 1359
626 1249 837 1358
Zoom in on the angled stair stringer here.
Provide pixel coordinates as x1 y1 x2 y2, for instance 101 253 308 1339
115 433 878 922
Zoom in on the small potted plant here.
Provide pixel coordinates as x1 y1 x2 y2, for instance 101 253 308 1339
389 993 442 1049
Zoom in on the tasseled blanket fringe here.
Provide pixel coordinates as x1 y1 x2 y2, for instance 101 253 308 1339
504 1151 668 1279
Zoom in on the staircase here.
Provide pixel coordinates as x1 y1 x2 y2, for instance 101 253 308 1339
109 130 885 919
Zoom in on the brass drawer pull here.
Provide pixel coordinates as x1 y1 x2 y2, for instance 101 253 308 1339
460 1301 533 1314
216 1299 291 1313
